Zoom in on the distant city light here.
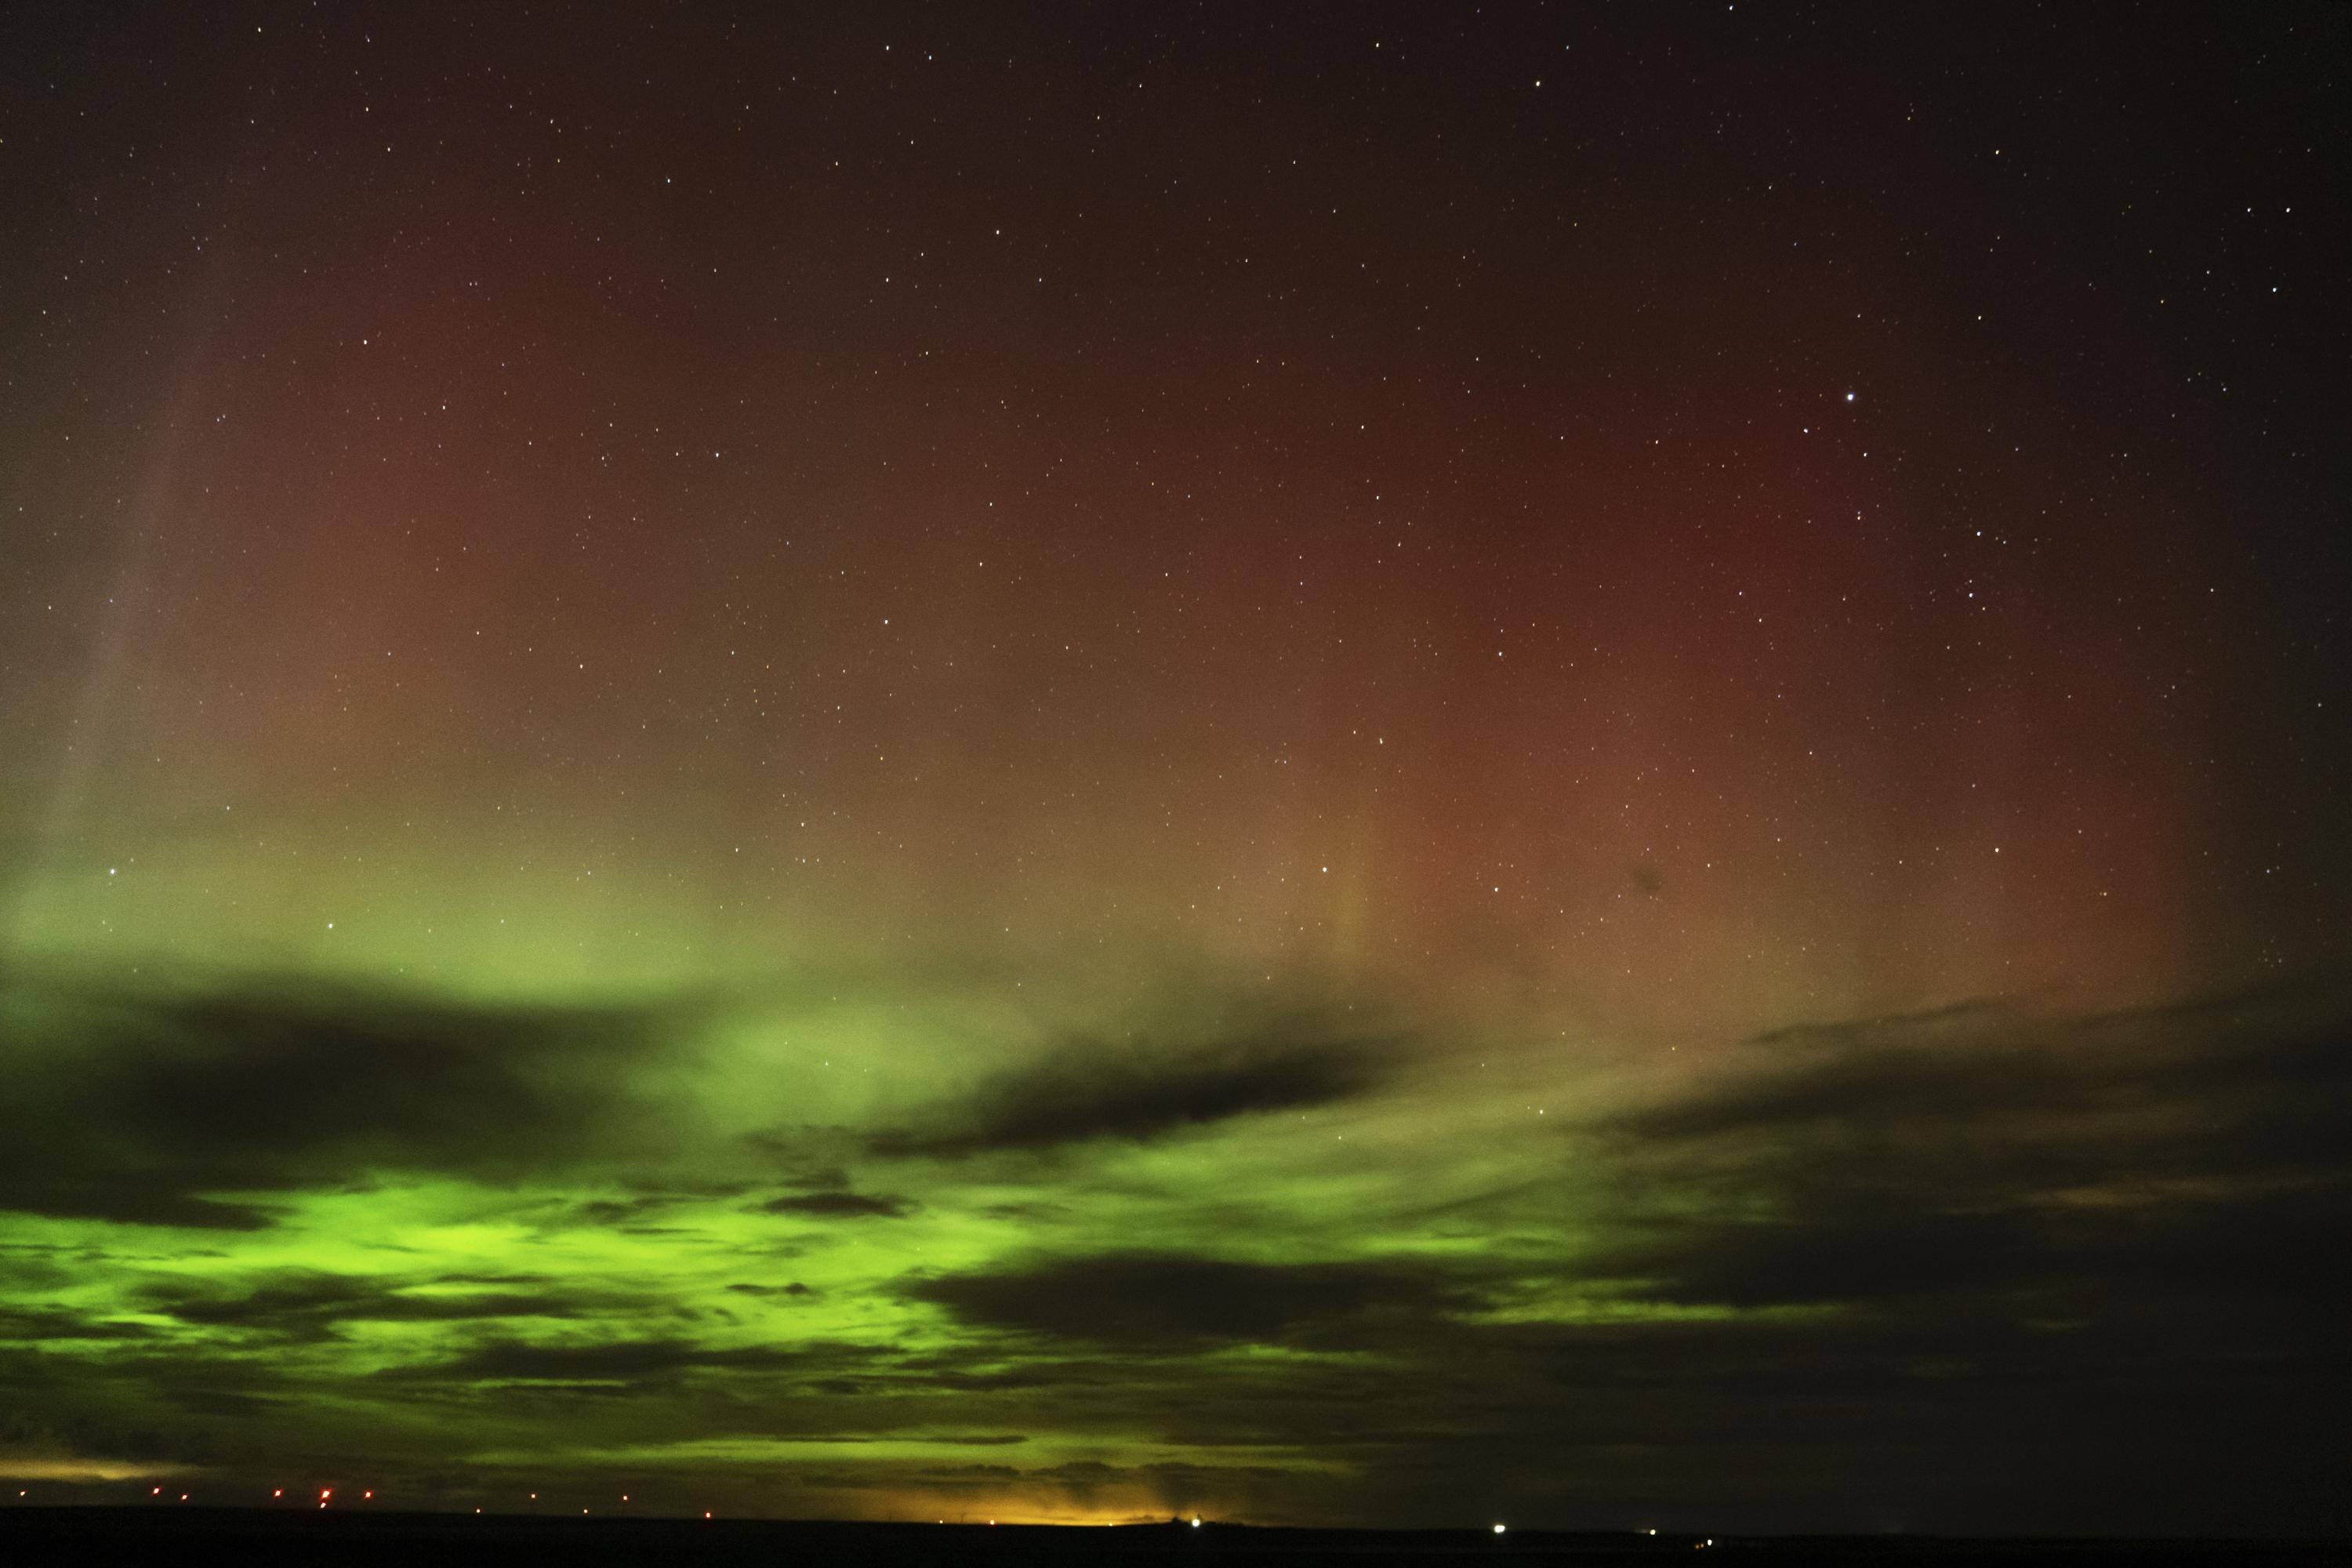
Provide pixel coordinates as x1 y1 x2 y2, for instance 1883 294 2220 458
1494 1523 1508 1534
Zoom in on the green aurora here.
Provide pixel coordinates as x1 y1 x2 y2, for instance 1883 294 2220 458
5 947 2347 1528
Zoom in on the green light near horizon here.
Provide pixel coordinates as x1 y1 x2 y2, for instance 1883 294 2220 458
0 957 1685 1519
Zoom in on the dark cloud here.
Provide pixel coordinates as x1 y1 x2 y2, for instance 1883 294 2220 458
907 1251 1469 1348
1611 1210 2049 1308
868 1025 1397 1159
1584 976 2352 1314
0 966 708 1229
140 1272 620 1341
1624 982 2352 1155
0 1308 154 1343
557 1183 756 1233
0 1185 273 1232
762 1189 915 1218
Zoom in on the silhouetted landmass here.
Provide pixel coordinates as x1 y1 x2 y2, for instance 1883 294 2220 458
0 1510 2344 1567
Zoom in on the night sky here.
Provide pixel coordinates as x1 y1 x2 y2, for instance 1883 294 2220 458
3 1 2348 1537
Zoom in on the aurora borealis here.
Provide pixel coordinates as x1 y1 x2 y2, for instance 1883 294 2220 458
3 1 2348 1537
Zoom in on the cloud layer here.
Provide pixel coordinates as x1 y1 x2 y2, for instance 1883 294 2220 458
0 967 702 1227
2 967 2347 1534
867 1025 1399 1158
